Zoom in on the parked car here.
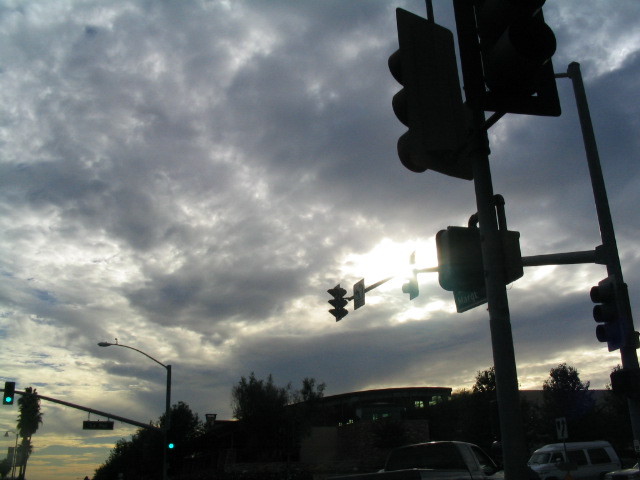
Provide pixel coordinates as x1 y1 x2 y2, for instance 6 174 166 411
604 464 640 480
331 441 504 480
528 441 621 480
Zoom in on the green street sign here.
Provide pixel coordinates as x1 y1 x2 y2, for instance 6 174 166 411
454 287 487 313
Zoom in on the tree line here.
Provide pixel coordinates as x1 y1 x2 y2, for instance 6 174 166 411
427 363 632 461
5 364 629 480
92 374 325 480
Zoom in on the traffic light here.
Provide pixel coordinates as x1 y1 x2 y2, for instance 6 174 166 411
436 226 523 292
590 276 623 351
610 367 640 398
453 0 561 116
3 381 16 405
389 8 476 179
436 227 484 292
402 251 419 300
328 285 348 321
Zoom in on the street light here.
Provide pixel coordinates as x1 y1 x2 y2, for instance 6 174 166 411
98 340 172 480
4 430 18 479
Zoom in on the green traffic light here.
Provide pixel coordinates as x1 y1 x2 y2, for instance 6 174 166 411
3 381 16 405
168 442 175 449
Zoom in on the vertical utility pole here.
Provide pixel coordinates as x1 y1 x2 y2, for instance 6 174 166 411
452 1 561 475
470 110 530 480
165 364 172 480
425 0 434 23
561 61 640 448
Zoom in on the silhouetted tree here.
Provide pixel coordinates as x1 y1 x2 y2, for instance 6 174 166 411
0 457 11 479
161 401 203 476
470 367 499 449
473 366 496 395
541 363 595 442
16 387 43 480
231 373 325 462
93 401 202 480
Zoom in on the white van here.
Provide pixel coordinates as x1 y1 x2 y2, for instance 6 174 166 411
528 441 621 480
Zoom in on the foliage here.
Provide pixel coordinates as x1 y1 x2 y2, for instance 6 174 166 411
93 402 202 480
230 373 325 461
89 364 640 477
94 375 324 479
292 377 326 404
16 386 43 480
543 363 591 394
231 373 290 423
472 366 496 395
540 363 595 442
429 364 628 453
0 458 11 479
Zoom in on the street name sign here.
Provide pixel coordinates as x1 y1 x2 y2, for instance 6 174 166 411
83 420 114 430
454 287 487 313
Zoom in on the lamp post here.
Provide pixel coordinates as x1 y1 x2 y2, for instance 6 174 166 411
4 430 18 479
98 340 172 480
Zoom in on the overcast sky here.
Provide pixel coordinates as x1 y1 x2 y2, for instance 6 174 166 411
1 1 639 478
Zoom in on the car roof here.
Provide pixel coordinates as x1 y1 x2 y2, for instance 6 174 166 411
533 441 612 452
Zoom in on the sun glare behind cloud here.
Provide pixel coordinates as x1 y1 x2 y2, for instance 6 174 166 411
339 237 439 295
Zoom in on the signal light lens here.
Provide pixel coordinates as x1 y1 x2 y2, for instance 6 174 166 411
3 381 16 405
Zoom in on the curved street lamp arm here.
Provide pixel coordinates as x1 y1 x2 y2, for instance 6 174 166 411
99 342 168 370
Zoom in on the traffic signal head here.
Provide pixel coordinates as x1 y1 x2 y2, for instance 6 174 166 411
436 225 523 293
453 0 560 116
590 276 622 351
389 8 476 179
436 227 484 292
3 381 16 405
402 274 419 300
328 284 348 321
402 251 419 300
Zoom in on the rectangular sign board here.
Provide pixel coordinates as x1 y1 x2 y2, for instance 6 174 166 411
83 420 114 430
353 279 365 310
454 288 487 313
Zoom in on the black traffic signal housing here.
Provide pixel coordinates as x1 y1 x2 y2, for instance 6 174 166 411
3 381 16 405
610 367 640 399
389 8 477 179
402 251 419 300
453 0 561 116
590 275 624 351
437 227 484 292
436 226 523 292
328 285 348 321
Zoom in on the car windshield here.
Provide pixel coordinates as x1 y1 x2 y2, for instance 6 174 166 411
528 453 551 465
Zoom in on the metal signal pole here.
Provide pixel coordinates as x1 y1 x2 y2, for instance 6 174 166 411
559 62 640 452
470 109 530 480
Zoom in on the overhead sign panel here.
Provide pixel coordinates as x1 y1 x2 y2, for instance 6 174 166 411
83 420 114 430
